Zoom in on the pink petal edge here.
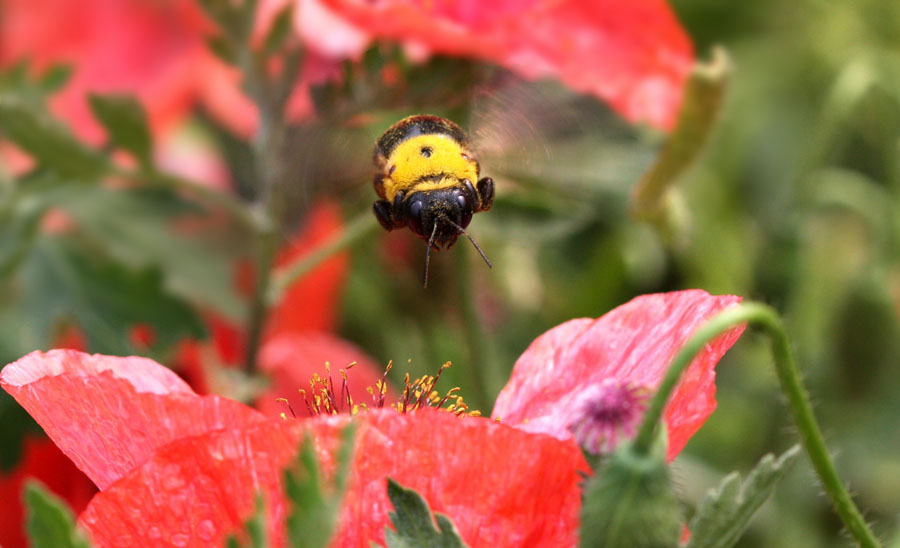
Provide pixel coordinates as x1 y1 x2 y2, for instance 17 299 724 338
1 349 265 490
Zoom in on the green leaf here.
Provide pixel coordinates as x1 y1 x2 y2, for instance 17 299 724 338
685 446 801 548
0 189 46 280
380 478 469 548
60 185 246 322
283 425 356 548
261 4 294 56
0 96 109 178
25 481 94 548
38 64 74 94
88 94 153 168
5 234 205 357
207 34 238 65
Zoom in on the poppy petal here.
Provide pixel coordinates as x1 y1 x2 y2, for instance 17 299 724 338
492 290 744 460
0 349 265 490
79 409 586 547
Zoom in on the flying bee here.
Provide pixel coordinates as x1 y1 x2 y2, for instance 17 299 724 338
372 115 494 287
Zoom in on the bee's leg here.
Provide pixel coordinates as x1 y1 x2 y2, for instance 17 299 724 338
373 200 395 231
475 177 494 211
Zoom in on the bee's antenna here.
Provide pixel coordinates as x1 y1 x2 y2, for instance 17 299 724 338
444 218 492 269
423 223 438 288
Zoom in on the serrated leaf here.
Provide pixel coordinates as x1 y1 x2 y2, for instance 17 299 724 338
5 234 205 358
380 478 469 548
261 4 294 55
0 97 109 178
284 425 355 548
60 185 246 321
88 94 153 168
25 481 94 548
685 446 801 548
0 190 46 280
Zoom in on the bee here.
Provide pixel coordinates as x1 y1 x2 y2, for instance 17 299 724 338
372 115 494 287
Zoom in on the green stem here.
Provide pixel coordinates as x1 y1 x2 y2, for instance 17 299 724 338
243 215 278 373
454 247 493 411
266 211 378 306
633 302 880 548
631 47 730 222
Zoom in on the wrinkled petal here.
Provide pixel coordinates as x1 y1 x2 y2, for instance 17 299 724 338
0 350 265 490
78 409 586 548
320 0 693 130
492 290 744 460
256 331 390 417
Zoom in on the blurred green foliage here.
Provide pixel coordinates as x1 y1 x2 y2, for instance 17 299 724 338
0 0 898 546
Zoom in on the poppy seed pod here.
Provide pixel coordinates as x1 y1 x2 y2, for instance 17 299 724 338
579 431 681 548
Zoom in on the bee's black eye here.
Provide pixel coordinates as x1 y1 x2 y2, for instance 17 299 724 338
409 199 424 219
407 199 425 236
420 147 432 158
388 165 396 175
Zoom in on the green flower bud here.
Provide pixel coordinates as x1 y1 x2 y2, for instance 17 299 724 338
580 429 682 548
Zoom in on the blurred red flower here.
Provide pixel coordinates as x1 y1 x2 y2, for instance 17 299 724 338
493 290 744 460
318 0 694 131
1 290 743 547
0 0 257 140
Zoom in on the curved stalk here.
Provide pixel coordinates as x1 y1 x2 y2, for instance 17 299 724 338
633 302 880 548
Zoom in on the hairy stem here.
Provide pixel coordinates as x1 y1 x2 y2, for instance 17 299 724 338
633 302 880 548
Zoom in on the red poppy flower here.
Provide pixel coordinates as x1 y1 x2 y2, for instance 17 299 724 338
317 0 694 131
493 290 744 460
1 290 743 546
2 350 585 547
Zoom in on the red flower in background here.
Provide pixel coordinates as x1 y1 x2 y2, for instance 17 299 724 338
318 0 694 130
1 290 743 547
0 0 257 140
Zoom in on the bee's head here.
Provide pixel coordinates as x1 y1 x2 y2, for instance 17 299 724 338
405 185 475 248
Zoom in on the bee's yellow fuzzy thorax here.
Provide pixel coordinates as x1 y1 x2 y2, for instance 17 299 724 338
383 134 478 200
